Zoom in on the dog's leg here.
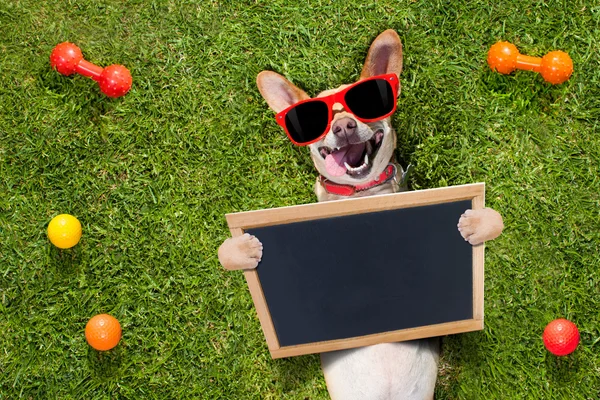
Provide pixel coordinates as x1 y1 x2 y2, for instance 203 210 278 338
321 339 439 400
457 208 504 245
218 233 263 270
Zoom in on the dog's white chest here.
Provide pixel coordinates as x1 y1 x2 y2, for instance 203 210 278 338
320 340 439 400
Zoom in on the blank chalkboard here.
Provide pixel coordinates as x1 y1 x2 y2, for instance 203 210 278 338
225 183 485 358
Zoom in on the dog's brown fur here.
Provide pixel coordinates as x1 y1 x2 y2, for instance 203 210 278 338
219 30 503 399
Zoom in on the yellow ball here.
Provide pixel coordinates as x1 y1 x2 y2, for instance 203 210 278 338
47 214 82 249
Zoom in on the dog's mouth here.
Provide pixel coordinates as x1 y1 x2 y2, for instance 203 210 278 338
318 130 384 178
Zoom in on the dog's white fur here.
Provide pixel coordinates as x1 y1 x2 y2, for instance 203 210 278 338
218 30 504 400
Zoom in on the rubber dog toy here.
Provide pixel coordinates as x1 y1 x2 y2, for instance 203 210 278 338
50 42 132 97
487 41 573 84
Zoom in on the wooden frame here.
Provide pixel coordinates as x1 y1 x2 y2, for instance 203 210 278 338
225 183 485 358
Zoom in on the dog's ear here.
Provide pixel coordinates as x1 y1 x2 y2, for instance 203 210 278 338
256 71 310 113
360 30 403 80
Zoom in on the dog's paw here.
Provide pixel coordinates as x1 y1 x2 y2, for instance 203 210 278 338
218 233 263 270
457 208 504 245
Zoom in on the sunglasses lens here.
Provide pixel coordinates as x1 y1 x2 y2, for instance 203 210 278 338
284 101 329 144
345 79 395 120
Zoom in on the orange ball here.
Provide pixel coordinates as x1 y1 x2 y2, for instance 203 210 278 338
539 51 573 84
487 41 518 74
85 314 122 351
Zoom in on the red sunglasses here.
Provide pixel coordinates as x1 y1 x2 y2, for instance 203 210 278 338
275 73 399 146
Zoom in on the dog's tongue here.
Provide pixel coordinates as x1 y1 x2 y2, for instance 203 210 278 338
325 144 365 177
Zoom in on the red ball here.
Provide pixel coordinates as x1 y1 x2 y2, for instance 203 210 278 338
50 42 83 76
98 64 132 98
542 318 579 356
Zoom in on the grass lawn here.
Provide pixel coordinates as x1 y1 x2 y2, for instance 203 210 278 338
1 0 599 398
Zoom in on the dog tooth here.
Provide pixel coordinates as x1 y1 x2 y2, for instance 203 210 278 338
364 154 369 165
344 159 372 173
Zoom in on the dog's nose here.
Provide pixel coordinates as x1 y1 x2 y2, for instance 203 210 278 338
332 117 357 138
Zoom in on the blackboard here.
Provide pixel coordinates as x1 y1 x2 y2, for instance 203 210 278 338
225 183 485 358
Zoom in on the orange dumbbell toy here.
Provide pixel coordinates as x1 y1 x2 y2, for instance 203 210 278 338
487 41 573 84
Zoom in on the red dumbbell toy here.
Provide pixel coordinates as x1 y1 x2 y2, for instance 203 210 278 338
50 42 132 97
487 41 573 85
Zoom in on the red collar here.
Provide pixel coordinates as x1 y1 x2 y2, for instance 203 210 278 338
319 164 397 196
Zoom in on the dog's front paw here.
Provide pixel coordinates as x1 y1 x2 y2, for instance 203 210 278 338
218 233 263 270
457 208 504 245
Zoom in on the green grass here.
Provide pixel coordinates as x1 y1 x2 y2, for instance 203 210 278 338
1 0 599 398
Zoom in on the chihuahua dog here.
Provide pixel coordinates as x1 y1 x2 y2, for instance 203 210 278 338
219 30 503 400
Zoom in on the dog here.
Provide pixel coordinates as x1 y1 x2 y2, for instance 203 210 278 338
218 29 504 400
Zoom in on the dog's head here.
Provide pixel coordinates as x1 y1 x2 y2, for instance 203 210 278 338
256 30 403 185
